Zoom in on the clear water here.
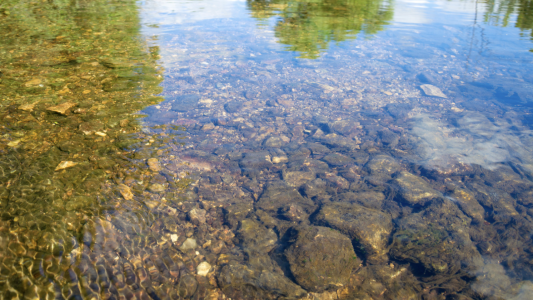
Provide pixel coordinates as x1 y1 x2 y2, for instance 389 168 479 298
2 0 533 298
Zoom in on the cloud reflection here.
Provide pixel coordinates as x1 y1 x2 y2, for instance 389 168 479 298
411 112 533 174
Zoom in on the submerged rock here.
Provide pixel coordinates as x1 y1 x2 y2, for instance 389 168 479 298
217 261 307 299
390 198 483 275
336 191 385 210
224 101 243 113
448 188 485 221
189 208 207 224
197 262 212 276
117 184 133 200
302 178 327 198
256 182 315 217
47 102 76 115
147 158 161 172
179 238 197 251
55 160 78 171
315 133 360 150
285 226 359 292
322 153 354 167
281 204 307 221
420 84 447 98
237 219 277 253
379 129 399 148
366 155 400 176
394 171 440 206
171 94 201 112
315 202 392 262
283 170 316 187
239 151 272 177
263 136 288 148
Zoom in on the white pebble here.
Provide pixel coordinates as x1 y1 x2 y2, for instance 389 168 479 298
197 262 211 276
171 234 178 243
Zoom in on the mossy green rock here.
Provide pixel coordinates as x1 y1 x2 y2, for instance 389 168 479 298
285 226 359 292
394 171 440 205
315 202 392 263
256 182 315 217
237 219 277 253
390 198 483 275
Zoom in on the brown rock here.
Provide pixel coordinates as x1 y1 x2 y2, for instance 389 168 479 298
118 184 134 200
55 161 78 171
147 158 161 172
47 102 76 115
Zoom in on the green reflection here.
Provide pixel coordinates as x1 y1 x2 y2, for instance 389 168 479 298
484 0 533 44
247 0 394 58
0 0 181 297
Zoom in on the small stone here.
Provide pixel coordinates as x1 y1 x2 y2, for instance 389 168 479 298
171 234 178 243
272 155 288 164
199 98 213 105
323 153 354 167
118 184 134 200
177 274 198 298
19 102 38 111
94 131 106 137
55 161 78 171
171 94 201 112
263 136 286 147
224 102 242 113
283 170 315 187
201 123 215 131
8 140 21 147
149 183 165 193
189 208 207 224
179 238 197 251
394 171 441 205
197 262 212 276
366 155 399 176
237 219 278 253
47 102 76 115
24 78 41 87
147 158 161 172
420 84 447 98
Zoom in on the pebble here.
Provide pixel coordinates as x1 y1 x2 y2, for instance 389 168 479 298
19 102 38 111
201 123 215 131
197 262 212 276
420 84 447 98
149 183 165 193
117 184 134 200
47 102 77 115
189 208 207 224
147 158 162 172
179 238 197 251
55 161 78 171
24 78 42 87
171 234 178 242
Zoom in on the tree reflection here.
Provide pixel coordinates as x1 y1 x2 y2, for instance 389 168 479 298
247 0 394 58
484 0 533 47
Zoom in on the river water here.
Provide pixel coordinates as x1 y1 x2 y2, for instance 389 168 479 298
1 0 533 299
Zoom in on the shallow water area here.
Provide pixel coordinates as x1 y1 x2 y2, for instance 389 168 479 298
2 0 533 299
139 0 533 298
